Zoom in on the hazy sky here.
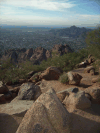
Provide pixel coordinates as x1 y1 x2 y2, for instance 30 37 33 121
0 0 100 27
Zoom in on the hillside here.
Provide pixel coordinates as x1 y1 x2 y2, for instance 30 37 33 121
49 25 92 38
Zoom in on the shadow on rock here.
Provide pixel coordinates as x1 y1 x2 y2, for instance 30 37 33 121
0 113 19 133
70 112 100 133
78 83 92 88
81 103 100 116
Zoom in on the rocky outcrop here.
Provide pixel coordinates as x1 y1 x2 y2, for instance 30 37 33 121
1 44 73 65
16 89 71 133
24 48 33 60
51 44 73 56
30 47 47 64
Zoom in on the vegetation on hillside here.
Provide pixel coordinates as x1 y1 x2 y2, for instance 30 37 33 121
86 27 100 58
86 27 100 71
0 48 88 84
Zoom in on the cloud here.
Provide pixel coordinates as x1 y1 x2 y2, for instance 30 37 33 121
0 0 76 11
0 5 28 15
0 0 99 27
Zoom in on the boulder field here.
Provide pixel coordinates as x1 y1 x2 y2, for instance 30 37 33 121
0 64 100 132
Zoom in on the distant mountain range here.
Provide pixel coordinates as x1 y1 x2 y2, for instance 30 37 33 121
49 25 92 38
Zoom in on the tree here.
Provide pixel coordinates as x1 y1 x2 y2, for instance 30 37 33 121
86 27 100 46
85 27 100 58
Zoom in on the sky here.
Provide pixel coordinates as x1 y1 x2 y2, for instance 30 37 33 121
0 0 100 27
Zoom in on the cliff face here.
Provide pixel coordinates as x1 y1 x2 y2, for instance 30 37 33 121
0 44 73 65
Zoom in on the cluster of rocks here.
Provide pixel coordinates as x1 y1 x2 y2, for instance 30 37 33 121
0 44 73 66
0 63 98 104
57 87 100 109
0 66 82 103
76 54 95 68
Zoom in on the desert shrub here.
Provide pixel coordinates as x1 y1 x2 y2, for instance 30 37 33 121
86 27 100 59
0 58 29 83
40 50 88 72
59 73 69 84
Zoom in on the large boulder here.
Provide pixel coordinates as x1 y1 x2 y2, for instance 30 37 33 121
16 89 71 133
17 82 42 100
63 91 91 110
67 72 82 85
85 87 100 103
0 81 9 94
40 66 62 80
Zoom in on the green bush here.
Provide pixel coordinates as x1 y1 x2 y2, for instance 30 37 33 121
59 73 69 84
86 27 100 59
